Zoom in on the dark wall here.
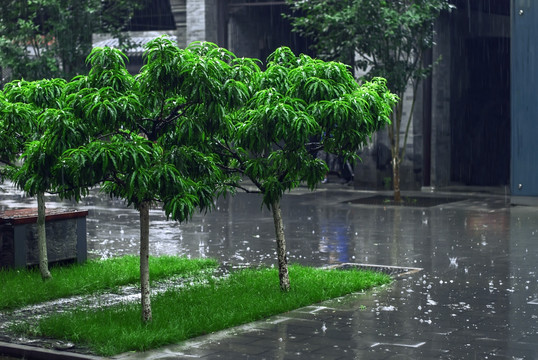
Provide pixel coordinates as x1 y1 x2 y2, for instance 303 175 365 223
445 0 511 187
127 0 176 31
450 37 510 186
227 2 313 63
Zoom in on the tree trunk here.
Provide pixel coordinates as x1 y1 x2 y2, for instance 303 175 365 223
271 200 290 292
392 158 401 203
389 98 404 203
139 201 152 323
37 192 52 281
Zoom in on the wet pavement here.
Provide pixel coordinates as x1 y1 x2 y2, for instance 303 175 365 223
0 180 537 359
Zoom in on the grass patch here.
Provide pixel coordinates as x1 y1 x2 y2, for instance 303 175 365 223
0 255 218 310
21 265 391 356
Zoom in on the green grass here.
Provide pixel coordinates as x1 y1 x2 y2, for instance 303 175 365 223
19 265 391 356
0 255 218 310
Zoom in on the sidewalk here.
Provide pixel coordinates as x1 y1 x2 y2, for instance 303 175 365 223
1 184 537 359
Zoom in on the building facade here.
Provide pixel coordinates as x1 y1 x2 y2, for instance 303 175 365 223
93 0 538 202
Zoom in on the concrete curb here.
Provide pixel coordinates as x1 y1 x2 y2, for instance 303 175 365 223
0 341 103 360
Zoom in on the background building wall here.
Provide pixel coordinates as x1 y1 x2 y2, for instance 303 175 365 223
91 0 515 193
226 1 311 63
170 0 186 47
430 12 453 189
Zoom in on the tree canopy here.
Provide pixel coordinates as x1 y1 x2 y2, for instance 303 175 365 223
220 47 395 206
286 0 452 91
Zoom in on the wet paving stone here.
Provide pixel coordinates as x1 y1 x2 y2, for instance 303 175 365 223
1 183 538 359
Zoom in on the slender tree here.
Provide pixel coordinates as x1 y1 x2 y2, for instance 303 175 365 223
2 78 75 280
215 47 396 291
55 37 247 322
0 0 144 276
286 0 453 201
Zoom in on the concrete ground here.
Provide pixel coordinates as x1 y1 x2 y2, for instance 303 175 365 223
1 181 537 359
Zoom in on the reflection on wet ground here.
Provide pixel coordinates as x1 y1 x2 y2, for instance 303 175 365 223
1 182 537 359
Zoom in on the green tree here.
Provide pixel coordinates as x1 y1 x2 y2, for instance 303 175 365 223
0 0 144 277
216 47 396 291
0 0 145 81
1 78 76 280
286 0 454 201
54 37 247 322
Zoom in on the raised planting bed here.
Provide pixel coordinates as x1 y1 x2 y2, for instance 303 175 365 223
0 208 88 268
